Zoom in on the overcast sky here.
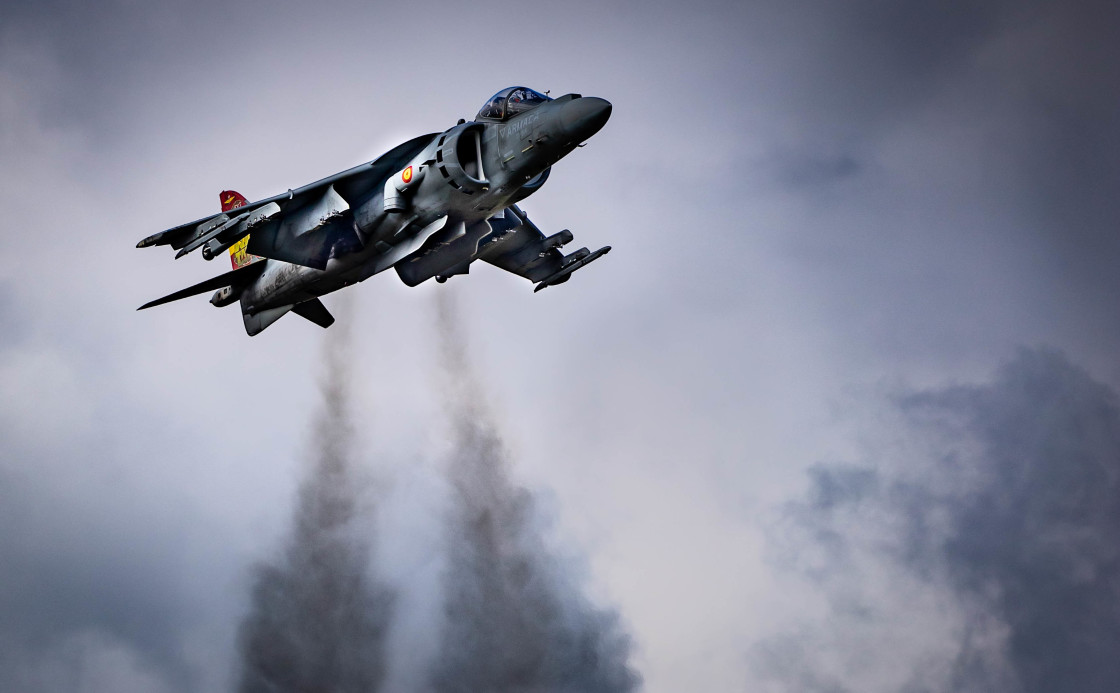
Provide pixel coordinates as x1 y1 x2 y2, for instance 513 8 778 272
1 1 1118 691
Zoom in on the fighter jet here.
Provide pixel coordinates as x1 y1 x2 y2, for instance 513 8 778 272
137 87 612 335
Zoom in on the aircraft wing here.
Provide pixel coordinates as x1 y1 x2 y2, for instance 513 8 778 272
137 260 268 310
136 133 437 262
479 205 610 291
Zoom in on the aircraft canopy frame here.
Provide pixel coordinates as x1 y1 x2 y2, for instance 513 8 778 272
476 86 551 121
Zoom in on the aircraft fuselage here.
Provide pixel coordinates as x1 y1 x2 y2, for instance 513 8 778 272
239 93 611 313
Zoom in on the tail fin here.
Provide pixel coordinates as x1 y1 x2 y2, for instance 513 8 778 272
220 190 248 212
219 190 262 270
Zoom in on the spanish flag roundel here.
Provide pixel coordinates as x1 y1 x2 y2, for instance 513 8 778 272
402 166 413 184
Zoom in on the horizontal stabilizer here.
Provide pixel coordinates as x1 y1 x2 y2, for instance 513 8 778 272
291 298 335 328
137 261 267 310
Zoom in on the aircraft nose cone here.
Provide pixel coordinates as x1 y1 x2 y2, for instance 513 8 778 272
559 96 612 141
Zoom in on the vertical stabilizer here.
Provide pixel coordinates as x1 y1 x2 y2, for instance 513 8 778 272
219 190 263 270
220 190 248 212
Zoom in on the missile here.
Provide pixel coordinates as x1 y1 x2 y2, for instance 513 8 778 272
202 235 245 261
175 203 280 259
561 246 591 266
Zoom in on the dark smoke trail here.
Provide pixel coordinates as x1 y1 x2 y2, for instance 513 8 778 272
237 311 394 693
430 291 640 693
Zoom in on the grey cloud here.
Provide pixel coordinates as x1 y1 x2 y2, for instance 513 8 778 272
736 1 1120 371
910 350 1120 691
758 349 1120 692
0 405 207 692
0 281 27 347
806 465 878 511
1 0 1118 690
773 152 862 189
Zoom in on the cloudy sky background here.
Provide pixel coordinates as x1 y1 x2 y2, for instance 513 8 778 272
1 0 1118 691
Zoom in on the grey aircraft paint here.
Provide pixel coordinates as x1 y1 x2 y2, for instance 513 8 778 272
136 87 612 336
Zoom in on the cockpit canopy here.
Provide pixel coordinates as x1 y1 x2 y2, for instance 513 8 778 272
476 86 551 121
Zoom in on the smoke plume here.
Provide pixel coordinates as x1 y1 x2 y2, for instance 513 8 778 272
237 313 394 693
429 291 640 693
756 349 1120 692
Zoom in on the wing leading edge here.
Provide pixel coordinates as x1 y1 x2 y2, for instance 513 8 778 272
136 133 438 259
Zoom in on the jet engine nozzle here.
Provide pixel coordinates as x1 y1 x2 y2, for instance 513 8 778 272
559 97 612 142
384 164 426 212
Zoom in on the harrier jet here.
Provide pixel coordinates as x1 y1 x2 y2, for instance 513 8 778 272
137 87 612 335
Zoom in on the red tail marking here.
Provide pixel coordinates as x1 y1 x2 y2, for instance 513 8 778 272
218 190 259 269
220 190 248 212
